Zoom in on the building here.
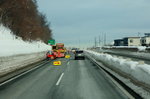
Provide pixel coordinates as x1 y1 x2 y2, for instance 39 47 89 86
123 37 141 46
114 37 141 46
114 33 150 46
145 33 150 37
114 39 124 46
141 33 150 46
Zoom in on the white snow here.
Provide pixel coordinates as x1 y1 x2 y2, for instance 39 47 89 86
98 48 150 61
0 52 46 76
85 50 150 87
0 25 51 76
0 25 51 57
86 52 150 99
103 46 146 51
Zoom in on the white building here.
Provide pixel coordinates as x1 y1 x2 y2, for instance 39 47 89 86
123 37 141 46
114 33 150 46
141 33 150 46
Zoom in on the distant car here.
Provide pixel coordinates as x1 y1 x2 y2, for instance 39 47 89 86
71 48 78 53
74 50 85 60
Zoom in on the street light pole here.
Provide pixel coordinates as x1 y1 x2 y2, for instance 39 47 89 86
95 37 97 48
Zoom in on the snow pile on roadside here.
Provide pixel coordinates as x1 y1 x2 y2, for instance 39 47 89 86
101 49 150 61
0 25 51 57
137 46 146 51
103 46 146 51
85 50 150 86
0 52 46 76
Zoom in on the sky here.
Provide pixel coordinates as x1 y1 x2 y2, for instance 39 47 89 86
37 0 150 48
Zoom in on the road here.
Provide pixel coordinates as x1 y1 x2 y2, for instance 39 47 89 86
0 55 128 99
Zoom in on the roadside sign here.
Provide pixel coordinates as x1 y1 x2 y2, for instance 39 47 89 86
48 40 55 45
65 55 70 58
53 61 61 65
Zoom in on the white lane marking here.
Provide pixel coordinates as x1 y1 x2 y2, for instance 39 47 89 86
67 62 70 65
56 73 64 86
0 62 46 87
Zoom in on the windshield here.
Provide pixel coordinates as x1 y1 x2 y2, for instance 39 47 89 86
0 0 148 99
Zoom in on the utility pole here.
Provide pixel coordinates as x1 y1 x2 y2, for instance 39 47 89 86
138 32 141 37
138 32 142 46
104 33 106 46
94 37 97 48
99 35 101 46
79 38 81 48
101 33 103 46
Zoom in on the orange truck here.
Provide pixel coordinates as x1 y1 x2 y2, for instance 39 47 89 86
46 43 66 60
55 43 66 58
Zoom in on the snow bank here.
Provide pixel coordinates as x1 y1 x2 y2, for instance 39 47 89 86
0 52 46 76
85 50 150 87
100 49 150 61
0 25 51 76
0 25 51 57
103 46 146 51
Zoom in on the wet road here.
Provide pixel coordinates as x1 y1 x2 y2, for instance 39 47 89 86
0 56 128 99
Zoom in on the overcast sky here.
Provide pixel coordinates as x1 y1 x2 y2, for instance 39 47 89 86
37 0 150 47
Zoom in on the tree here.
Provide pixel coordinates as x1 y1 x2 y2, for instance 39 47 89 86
0 0 53 43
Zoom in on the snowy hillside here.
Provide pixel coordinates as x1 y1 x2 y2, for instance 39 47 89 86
0 25 51 57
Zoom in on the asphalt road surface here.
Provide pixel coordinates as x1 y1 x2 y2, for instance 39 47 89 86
0 56 128 99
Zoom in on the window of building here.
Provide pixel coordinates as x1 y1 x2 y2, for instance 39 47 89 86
141 40 145 43
130 39 133 43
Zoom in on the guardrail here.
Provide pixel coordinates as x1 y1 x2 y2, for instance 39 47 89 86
0 51 47 84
